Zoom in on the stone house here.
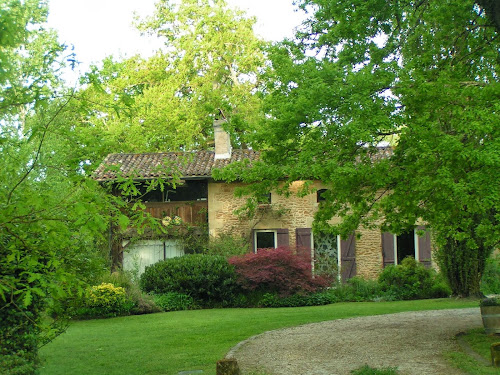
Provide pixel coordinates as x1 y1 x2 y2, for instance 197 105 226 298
94 120 432 279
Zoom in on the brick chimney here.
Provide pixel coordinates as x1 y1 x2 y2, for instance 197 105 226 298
214 114 232 160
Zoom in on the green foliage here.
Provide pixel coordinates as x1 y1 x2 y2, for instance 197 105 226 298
0 1 119 371
378 258 451 300
351 365 399 375
0 307 39 375
76 283 134 318
203 233 250 257
435 235 490 297
176 224 209 256
258 292 332 308
446 328 500 375
0 353 38 375
328 277 383 302
216 0 500 298
481 253 500 295
153 292 196 311
140 254 240 307
99 271 160 315
77 0 266 154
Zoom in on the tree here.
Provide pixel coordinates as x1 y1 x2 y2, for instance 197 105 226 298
218 0 500 296
0 2 132 372
77 0 266 155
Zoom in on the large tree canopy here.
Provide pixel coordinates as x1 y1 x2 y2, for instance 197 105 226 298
0 1 147 371
219 0 500 296
77 0 265 155
1 1 267 370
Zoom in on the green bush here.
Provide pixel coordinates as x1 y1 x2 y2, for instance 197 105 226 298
328 277 383 302
76 283 134 318
101 271 160 315
204 233 250 257
378 257 450 300
153 292 196 311
0 353 38 375
258 292 333 308
140 254 240 307
481 253 500 295
0 296 42 375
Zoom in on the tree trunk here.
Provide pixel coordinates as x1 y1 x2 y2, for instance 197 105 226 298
436 237 490 297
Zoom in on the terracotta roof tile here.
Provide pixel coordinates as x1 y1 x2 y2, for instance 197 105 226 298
93 150 260 181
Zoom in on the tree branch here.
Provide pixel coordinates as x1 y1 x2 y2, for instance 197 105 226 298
6 92 75 205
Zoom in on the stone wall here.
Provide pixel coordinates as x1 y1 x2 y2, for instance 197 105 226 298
208 180 386 279
355 228 384 279
208 181 316 243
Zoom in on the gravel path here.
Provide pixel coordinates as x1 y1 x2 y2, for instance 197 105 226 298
227 308 482 375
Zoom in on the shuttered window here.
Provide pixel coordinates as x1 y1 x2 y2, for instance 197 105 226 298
417 226 432 267
340 233 356 282
382 227 432 268
295 227 313 262
296 228 312 249
298 228 356 281
253 228 289 252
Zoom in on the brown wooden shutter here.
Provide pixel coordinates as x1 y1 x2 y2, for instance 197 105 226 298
295 228 312 260
295 228 312 249
382 232 395 268
340 233 356 282
417 225 432 268
276 228 289 248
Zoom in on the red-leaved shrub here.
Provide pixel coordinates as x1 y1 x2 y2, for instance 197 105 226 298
229 247 331 297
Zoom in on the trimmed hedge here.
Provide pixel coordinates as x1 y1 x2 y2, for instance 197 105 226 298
258 292 333 308
140 254 240 307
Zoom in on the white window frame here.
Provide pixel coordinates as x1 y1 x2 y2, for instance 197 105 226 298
254 229 278 252
393 230 420 265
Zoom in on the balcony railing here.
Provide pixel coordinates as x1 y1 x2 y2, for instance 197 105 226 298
143 200 208 225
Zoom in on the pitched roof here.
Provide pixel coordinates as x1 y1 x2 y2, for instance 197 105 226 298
93 149 260 181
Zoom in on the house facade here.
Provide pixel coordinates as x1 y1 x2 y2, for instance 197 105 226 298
93 120 432 279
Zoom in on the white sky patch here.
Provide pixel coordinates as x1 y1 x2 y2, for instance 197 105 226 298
47 0 306 84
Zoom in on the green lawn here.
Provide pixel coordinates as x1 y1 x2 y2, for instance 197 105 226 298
39 299 477 375
446 328 500 375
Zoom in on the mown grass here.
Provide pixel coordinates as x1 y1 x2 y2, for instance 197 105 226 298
351 366 400 375
39 299 477 375
447 328 500 375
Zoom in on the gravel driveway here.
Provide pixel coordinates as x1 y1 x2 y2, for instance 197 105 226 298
226 308 482 375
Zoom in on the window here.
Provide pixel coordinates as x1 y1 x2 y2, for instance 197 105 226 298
257 192 271 205
317 189 328 203
253 228 289 252
382 227 432 267
296 228 357 281
396 230 415 264
254 230 277 250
